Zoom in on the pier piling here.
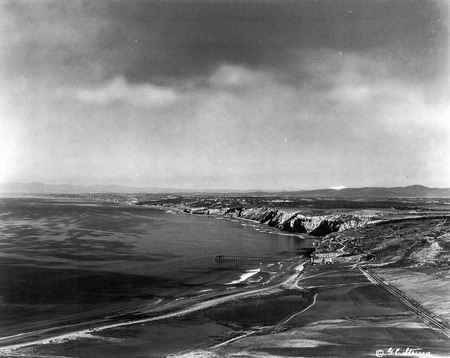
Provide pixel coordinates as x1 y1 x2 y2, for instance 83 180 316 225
215 255 289 262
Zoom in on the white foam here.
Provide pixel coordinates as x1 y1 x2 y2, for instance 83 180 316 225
0 332 26 341
199 289 213 293
225 269 261 285
0 261 309 354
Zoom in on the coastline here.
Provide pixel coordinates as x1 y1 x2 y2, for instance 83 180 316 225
3 196 449 357
0 196 317 357
5 256 450 358
140 202 323 251
135 199 450 241
0 261 309 356
168 261 450 358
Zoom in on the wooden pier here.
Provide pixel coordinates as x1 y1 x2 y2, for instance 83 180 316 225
215 255 289 263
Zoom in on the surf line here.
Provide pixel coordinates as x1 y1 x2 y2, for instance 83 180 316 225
0 275 295 353
225 269 260 285
0 260 308 354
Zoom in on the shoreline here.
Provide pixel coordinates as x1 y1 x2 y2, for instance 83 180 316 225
140 203 321 242
0 197 315 356
4 197 449 357
137 200 450 241
169 262 450 358
0 261 308 355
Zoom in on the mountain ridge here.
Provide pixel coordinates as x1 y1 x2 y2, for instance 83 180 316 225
1 182 449 198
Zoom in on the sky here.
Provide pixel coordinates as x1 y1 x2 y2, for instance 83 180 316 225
0 0 449 190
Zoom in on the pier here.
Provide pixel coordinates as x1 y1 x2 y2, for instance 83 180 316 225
215 255 290 263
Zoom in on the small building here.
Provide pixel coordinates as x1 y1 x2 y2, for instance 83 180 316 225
310 252 343 265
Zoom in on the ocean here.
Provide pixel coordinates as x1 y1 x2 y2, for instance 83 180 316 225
0 196 317 356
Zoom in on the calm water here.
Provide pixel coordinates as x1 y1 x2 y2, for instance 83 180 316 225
0 196 316 340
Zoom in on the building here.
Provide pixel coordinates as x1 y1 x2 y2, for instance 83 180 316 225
310 252 343 265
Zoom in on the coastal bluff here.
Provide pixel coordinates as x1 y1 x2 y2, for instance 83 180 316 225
137 203 374 237
191 206 373 236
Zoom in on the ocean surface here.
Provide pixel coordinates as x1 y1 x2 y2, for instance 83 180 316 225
0 196 317 354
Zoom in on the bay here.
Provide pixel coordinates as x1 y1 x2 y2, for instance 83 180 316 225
0 196 316 343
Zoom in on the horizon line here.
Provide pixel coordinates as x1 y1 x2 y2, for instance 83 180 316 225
1 181 449 193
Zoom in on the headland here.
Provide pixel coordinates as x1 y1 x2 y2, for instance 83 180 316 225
1 191 449 357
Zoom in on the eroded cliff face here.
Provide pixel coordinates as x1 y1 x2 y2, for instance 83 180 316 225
183 206 373 237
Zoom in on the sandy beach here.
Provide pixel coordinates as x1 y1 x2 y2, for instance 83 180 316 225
2 258 449 358
1 197 449 357
0 261 308 356
169 262 450 358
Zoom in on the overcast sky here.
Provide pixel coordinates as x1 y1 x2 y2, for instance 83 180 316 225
1 0 449 190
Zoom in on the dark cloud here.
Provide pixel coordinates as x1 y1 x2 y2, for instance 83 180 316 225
1 0 449 188
2 0 448 87
119 0 448 86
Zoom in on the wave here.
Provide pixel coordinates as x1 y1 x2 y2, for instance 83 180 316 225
225 269 261 285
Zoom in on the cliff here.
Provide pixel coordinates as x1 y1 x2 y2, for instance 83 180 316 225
315 215 450 267
181 206 374 237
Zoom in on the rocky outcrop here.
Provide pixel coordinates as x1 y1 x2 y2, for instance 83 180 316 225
178 205 374 237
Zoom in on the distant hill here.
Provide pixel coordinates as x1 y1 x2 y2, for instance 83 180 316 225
0 182 170 194
0 182 449 198
278 185 450 198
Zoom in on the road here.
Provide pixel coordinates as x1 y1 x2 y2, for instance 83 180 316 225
358 265 450 338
